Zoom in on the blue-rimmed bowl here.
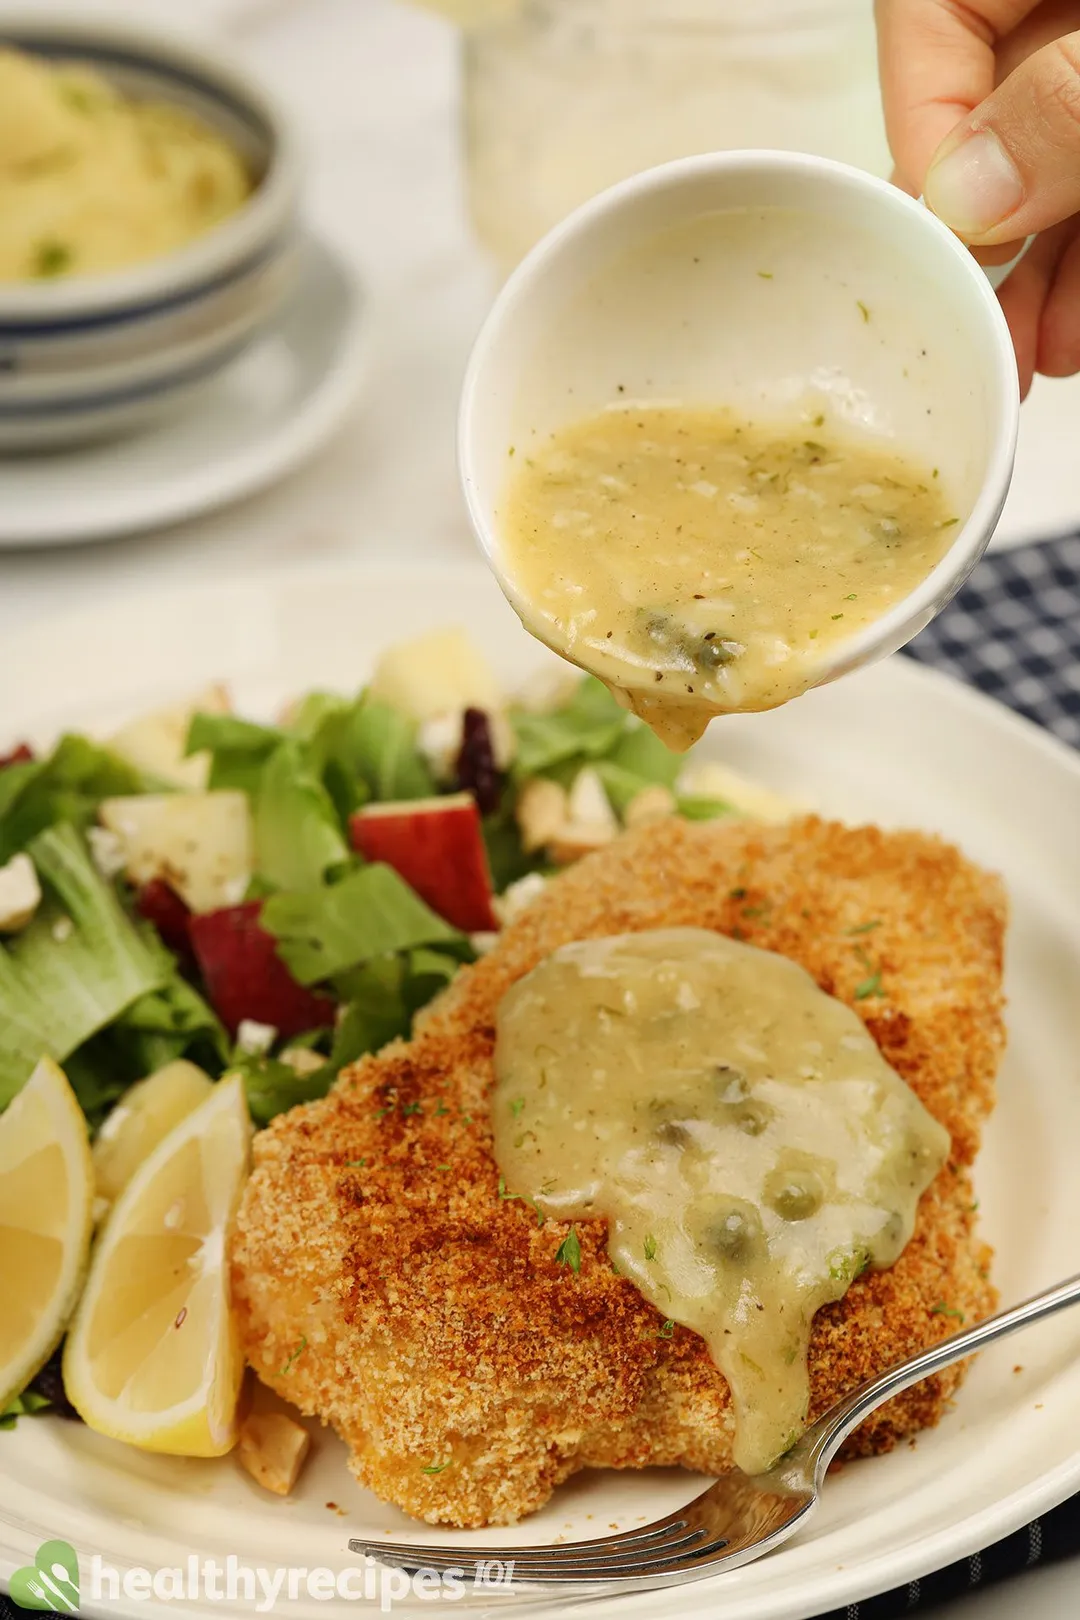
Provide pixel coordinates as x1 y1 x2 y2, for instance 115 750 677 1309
0 13 302 451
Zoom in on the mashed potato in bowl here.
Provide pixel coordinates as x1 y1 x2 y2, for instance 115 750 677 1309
0 45 252 281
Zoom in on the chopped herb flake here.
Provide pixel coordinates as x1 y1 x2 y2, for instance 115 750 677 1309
856 300 870 322
509 1096 525 1120
656 1319 675 1338
33 240 73 278
277 1337 307 1376
643 1234 658 1261
930 1303 965 1321
555 1226 582 1273
421 1460 451 1474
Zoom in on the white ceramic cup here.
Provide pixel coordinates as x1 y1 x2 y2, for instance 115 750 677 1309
459 151 1021 694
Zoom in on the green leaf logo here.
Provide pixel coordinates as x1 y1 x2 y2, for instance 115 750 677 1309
9 1540 79 1613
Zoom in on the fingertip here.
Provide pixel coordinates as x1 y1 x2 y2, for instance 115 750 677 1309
1036 230 1080 378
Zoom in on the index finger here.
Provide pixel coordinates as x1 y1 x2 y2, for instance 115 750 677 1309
875 0 1040 188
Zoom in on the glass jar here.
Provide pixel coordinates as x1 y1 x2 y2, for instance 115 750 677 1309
463 0 891 268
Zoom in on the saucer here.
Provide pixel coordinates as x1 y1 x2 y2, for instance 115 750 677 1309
0 233 368 549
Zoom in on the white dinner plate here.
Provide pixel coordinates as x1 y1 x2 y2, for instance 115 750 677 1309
0 236 368 550
2 563 1080 1620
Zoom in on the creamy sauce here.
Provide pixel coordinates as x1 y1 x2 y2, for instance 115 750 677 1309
499 406 957 748
0 48 251 282
492 929 949 1473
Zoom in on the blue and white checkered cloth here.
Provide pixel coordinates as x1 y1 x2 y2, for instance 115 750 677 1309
904 533 1080 750
2 538 1078 1620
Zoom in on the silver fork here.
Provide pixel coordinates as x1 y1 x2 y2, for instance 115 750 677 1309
352 1269 1080 1593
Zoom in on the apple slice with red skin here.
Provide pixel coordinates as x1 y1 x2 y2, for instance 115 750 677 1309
350 792 499 933
136 878 196 968
189 900 336 1038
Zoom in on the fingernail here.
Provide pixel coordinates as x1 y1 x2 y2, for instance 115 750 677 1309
925 130 1023 236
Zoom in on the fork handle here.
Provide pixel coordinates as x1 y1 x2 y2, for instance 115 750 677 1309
797 1269 1080 1476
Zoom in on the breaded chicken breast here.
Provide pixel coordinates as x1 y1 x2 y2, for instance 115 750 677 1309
231 816 1006 1526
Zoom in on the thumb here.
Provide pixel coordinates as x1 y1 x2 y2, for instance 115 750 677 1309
924 33 1080 244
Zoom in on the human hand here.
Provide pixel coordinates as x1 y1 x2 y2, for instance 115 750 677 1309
876 0 1080 395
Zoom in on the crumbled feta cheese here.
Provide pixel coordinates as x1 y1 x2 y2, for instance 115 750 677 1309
236 1019 277 1056
469 931 499 955
0 852 41 933
51 914 74 943
514 665 581 715
417 712 464 781
87 824 127 879
494 871 547 926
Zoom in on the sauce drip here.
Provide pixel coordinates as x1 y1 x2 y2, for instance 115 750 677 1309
492 928 949 1473
499 406 957 748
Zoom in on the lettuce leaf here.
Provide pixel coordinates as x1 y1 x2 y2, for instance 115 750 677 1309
607 724 682 789
238 946 463 1124
510 677 627 779
0 824 168 1107
253 740 351 892
262 863 465 987
0 735 144 863
345 694 434 802
185 712 283 796
675 794 736 821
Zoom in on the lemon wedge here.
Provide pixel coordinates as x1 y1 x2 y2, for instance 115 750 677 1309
63 1074 251 1456
0 1056 94 1411
92 1059 213 1205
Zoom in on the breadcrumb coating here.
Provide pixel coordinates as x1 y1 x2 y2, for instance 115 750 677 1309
231 816 1006 1526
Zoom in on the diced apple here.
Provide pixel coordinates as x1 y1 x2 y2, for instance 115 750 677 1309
189 901 336 1039
371 628 502 721
0 852 41 933
624 784 677 828
108 683 230 790
370 628 515 769
567 767 618 834
99 790 252 914
546 824 617 866
238 1410 311 1497
350 792 499 932
135 877 193 960
675 761 799 824
515 778 567 854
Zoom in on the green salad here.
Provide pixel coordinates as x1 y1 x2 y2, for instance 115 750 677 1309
0 628 765 1139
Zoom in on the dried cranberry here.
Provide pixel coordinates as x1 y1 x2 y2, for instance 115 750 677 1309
0 743 33 769
27 1348 81 1422
455 707 502 814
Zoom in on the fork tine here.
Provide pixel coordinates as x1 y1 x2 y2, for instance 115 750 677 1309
355 1530 731 1585
351 1509 694 1570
